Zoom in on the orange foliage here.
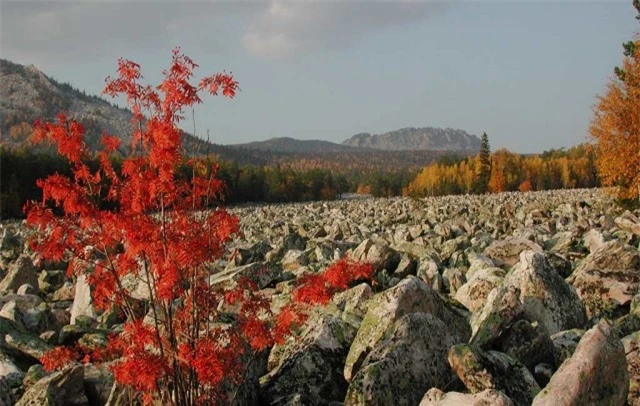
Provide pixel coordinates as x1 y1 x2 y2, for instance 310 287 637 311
590 36 640 200
518 179 533 192
27 50 373 405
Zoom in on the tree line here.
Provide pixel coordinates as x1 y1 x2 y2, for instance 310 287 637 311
0 148 350 219
406 143 598 197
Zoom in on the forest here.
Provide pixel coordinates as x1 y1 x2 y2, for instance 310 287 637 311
406 144 599 197
1 142 600 219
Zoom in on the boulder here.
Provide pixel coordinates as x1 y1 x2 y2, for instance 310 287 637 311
615 210 640 236
331 283 373 328
582 228 606 253
568 240 640 318
392 254 416 278
344 277 470 382
16 365 88 406
261 314 356 405
494 319 555 371
503 251 586 335
0 317 51 361
0 296 55 336
0 228 22 261
454 266 505 312
623 331 640 405
70 274 96 326
420 388 513 406
532 320 628 406
0 255 38 294
442 268 466 295
0 350 24 388
551 329 586 365
448 345 540 406
83 364 114 406
280 250 308 271
470 285 525 346
483 237 542 268
345 313 464 406
210 262 282 290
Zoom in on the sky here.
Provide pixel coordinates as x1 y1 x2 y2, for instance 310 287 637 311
1 0 638 152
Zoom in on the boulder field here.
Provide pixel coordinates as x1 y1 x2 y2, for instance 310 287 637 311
0 188 639 405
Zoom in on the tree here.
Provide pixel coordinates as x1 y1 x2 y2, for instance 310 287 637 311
28 50 373 405
590 4 640 202
477 132 492 193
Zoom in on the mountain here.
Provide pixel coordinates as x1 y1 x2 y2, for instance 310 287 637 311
229 137 360 153
0 59 476 172
0 59 215 154
343 127 481 151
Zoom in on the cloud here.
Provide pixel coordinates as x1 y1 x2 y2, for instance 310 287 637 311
0 1 260 66
0 0 446 66
243 0 446 59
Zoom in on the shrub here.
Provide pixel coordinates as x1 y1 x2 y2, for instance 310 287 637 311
28 49 373 405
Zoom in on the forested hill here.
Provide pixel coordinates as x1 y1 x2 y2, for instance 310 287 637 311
0 58 219 155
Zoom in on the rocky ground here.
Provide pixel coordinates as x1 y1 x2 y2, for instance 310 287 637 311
0 188 639 405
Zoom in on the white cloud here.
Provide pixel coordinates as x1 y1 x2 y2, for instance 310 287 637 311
243 0 446 59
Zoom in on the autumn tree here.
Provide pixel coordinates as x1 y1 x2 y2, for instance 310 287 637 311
27 50 373 405
590 3 640 202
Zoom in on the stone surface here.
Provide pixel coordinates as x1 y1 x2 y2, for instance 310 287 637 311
345 312 464 406
261 314 356 405
0 255 37 294
448 344 540 406
344 276 470 382
454 266 505 312
503 251 586 335
420 388 514 406
532 320 628 406
623 331 640 405
16 365 88 406
568 240 640 318
483 237 542 268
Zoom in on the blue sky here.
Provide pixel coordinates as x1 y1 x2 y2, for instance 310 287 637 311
1 1 638 152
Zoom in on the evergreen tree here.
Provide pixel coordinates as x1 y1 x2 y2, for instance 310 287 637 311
477 132 492 193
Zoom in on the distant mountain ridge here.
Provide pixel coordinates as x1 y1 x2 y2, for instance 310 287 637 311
229 137 360 153
342 127 481 151
0 59 476 172
230 128 481 154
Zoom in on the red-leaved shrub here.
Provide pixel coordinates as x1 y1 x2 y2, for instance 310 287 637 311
28 49 373 405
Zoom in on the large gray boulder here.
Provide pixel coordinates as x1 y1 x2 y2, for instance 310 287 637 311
345 313 463 406
493 319 555 371
448 344 540 406
0 255 38 294
16 365 88 406
568 240 640 318
503 251 586 335
261 313 356 405
532 320 628 406
0 350 24 389
470 285 525 346
344 277 470 382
